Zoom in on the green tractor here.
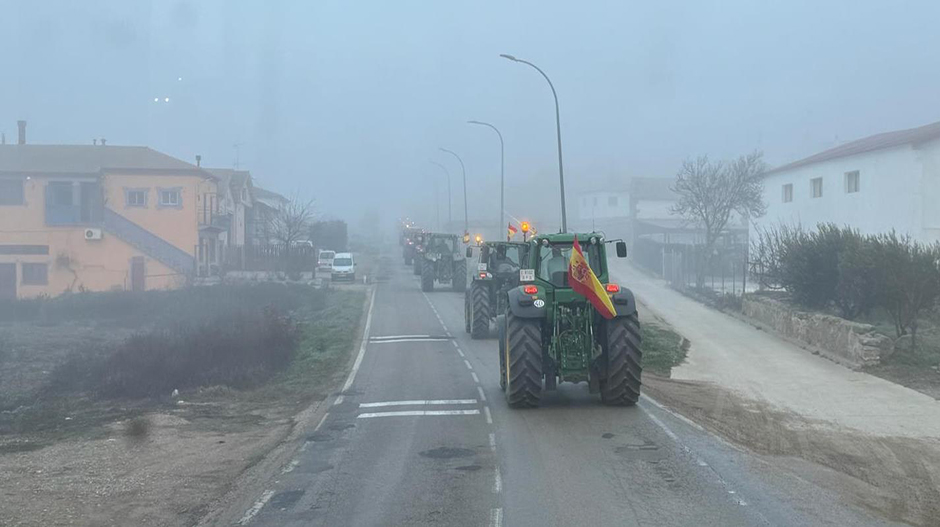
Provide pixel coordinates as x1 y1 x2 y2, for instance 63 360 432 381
419 233 467 292
464 241 529 339
401 227 423 265
412 232 427 276
496 232 641 408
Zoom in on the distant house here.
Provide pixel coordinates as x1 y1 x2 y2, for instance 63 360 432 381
248 185 289 246
755 120 940 244
0 122 219 298
572 177 684 244
204 168 253 248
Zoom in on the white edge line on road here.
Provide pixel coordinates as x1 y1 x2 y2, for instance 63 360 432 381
333 395 344 406
237 489 274 525
359 399 478 408
281 459 300 474
464 359 473 370
314 412 329 431
488 432 497 451
341 287 378 394
471 372 480 384
370 334 433 340
477 386 486 401
357 410 481 419
639 404 679 442
489 507 503 527
642 394 706 432
483 406 493 424
493 466 502 493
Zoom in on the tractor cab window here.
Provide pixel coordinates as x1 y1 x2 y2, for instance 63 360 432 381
489 245 523 274
536 243 602 287
429 236 455 253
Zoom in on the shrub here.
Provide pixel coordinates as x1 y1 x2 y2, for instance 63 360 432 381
869 232 940 345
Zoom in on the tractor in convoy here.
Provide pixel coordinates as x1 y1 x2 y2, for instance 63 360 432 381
495 232 641 408
418 233 467 292
464 241 529 339
400 226 424 265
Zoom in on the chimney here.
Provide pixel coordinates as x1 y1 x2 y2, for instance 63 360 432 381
17 120 26 145
195 154 202 167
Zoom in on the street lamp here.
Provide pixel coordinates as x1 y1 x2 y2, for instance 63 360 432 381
439 147 469 235
467 120 504 241
500 53 567 232
429 160 452 229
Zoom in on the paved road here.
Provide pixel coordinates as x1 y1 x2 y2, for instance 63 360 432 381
238 258 900 527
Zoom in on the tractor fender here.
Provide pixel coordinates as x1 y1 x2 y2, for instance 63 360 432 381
505 286 547 319
611 287 638 317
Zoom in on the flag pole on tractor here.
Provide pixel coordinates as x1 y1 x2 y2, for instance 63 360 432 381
568 235 617 319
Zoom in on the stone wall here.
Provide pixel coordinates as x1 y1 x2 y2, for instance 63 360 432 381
742 294 893 368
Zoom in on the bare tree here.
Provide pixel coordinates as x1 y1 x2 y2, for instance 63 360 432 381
672 150 766 286
268 194 316 252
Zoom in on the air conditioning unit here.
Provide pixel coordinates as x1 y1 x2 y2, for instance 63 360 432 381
84 228 103 241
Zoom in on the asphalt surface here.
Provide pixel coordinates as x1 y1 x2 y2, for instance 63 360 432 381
239 258 901 527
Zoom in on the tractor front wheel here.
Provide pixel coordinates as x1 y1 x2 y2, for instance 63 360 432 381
452 260 467 292
470 282 490 339
496 314 507 390
504 311 542 408
599 313 642 406
421 259 435 292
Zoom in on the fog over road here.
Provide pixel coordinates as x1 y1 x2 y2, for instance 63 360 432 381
209 254 901 527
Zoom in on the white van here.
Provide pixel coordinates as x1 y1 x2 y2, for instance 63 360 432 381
317 250 335 273
330 253 356 281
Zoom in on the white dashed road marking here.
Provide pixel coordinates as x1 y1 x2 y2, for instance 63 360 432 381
358 410 481 419
477 386 486 401
359 399 477 408
483 406 493 424
489 507 503 527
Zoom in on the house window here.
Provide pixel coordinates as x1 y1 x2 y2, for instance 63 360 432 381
811 177 823 198
158 188 182 208
125 188 148 207
49 182 74 206
21 263 48 285
0 178 25 205
845 171 860 193
608 196 618 207
782 183 793 203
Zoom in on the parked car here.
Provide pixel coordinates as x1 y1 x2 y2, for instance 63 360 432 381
318 250 336 273
331 253 356 281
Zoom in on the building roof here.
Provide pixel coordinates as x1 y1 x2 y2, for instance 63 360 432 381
629 177 677 201
205 168 251 188
253 186 288 203
0 144 210 177
767 120 940 175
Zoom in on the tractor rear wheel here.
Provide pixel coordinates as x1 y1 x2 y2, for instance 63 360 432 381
496 314 507 390
464 291 471 333
599 313 642 406
452 260 467 292
421 259 434 292
413 258 421 275
470 282 490 339
504 311 542 408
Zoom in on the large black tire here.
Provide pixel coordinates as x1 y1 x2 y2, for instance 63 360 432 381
421 259 435 292
452 259 467 292
496 314 507 390
504 311 542 408
404 253 413 266
413 258 421 275
599 313 642 406
470 282 490 339
464 291 472 333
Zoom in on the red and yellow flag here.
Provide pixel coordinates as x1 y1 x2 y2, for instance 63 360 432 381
568 235 617 319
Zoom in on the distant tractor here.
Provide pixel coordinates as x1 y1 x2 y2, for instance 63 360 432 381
496 233 641 408
419 233 467 292
412 233 427 276
464 241 529 339
400 227 423 265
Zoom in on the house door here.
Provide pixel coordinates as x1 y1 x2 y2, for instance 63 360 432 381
130 257 145 292
0 264 15 300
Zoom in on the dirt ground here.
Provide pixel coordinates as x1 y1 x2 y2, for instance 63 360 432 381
644 374 940 527
0 284 370 527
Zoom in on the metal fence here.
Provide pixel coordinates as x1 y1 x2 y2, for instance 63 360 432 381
222 244 317 274
633 238 752 297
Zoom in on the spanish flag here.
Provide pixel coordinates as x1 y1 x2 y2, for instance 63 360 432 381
568 235 617 319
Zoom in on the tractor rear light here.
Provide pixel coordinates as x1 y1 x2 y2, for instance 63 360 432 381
479 272 488 279
605 283 620 293
523 285 538 295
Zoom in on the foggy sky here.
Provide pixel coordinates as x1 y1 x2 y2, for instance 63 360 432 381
4 0 940 234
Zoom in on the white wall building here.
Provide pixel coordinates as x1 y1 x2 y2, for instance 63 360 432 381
576 190 630 222
755 121 940 244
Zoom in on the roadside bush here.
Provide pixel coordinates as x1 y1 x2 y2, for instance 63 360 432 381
869 233 940 345
47 305 300 399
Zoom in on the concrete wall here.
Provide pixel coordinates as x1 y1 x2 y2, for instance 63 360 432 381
755 139 940 244
742 294 892 367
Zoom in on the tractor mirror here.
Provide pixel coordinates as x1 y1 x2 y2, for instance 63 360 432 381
615 241 627 258
466 247 473 258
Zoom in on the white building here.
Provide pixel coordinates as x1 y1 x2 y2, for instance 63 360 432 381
755 120 940 244
576 189 630 223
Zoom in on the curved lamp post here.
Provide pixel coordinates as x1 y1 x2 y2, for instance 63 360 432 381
429 160 452 229
467 120 504 239
439 147 469 234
